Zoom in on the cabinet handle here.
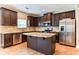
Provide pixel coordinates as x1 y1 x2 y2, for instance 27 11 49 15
43 38 45 40
29 36 32 37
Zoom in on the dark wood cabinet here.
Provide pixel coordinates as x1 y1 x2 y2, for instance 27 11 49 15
2 34 13 48
66 11 75 19
46 13 52 21
2 8 11 25
27 36 37 50
59 13 66 20
51 14 54 26
27 16 38 26
57 10 75 20
27 16 33 26
0 33 22 48
54 10 75 26
28 11 75 27
43 13 53 21
0 7 17 26
22 35 27 42
27 36 56 55
33 17 38 26
40 12 53 26
10 11 17 26
37 37 53 54
54 14 60 26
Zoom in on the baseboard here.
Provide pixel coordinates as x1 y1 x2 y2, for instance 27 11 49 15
76 46 79 48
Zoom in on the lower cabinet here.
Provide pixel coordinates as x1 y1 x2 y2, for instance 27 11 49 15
27 36 37 50
37 37 52 54
0 33 22 48
22 35 27 42
1 34 13 48
27 36 56 55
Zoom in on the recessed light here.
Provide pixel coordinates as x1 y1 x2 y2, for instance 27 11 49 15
26 7 29 10
42 9 46 12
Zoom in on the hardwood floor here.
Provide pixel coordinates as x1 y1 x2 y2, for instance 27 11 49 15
0 42 79 55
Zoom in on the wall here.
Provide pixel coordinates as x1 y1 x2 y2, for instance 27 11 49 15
0 4 19 12
75 5 79 48
18 12 28 20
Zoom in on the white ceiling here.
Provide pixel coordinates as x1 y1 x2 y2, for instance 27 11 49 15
12 4 76 15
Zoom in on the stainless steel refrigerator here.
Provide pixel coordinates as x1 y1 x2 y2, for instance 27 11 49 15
59 18 76 46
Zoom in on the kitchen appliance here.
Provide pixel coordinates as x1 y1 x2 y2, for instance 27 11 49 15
13 33 22 45
38 21 51 27
59 18 76 46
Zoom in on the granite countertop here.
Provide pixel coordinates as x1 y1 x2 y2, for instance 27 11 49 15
0 29 22 34
23 32 56 38
0 26 22 34
0 26 59 34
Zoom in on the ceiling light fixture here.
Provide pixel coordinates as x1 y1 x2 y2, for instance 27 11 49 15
42 9 46 12
25 7 29 10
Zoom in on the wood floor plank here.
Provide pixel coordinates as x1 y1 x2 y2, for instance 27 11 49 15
0 42 79 55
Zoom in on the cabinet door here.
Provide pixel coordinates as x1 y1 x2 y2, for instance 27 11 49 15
28 16 34 26
2 8 11 25
70 11 75 19
3 34 13 48
33 17 38 26
54 14 59 26
28 16 38 26
22 35 27 42
37 37 52 54
10 11 17 26
51 14 54 26
59 13 66 20
44 14 47 21
47 13 52 21
27 36 37 50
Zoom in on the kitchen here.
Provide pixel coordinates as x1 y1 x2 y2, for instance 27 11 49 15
0 4 79 55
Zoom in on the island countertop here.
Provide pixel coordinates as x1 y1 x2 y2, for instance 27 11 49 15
23 32 56 38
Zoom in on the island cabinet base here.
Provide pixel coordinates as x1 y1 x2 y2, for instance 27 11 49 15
27 36 56 55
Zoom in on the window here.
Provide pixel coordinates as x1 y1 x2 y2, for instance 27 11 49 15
17 19 27 28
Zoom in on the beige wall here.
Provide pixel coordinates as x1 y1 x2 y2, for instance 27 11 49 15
18 12 28 20
0 4 18 12
76 5 79 48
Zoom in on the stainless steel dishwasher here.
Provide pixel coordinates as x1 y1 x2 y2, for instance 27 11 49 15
13 33 22 45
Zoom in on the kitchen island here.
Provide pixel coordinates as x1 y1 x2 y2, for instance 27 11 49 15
23 32 56 55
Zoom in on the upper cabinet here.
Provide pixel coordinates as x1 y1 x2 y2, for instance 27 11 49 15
27 16 39 26
0 7 17 26
58 10 75 20
54 14 60 26
54 10 75 26
42 12 53 22
40 12 53 26
10 11 17 26
46 13 53 21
